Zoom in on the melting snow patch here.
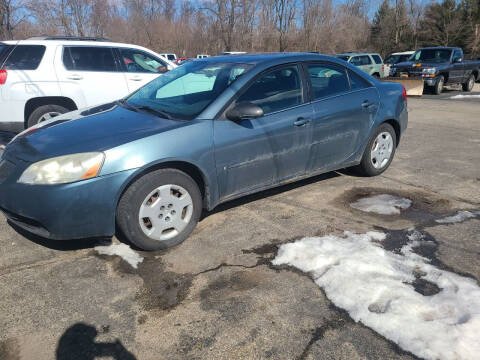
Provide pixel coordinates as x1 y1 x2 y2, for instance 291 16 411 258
273 231 480 360
436 211 477 224
350 194 412 215
95 243 143 269
450 94 480 100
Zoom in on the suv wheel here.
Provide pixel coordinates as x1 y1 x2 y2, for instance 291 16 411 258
117 169 202 251
462 75 475 92
434 76 444 95
27 104 69 128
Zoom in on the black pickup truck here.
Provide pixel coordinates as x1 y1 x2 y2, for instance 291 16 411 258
389 47 480 95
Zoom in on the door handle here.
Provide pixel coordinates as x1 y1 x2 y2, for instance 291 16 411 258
130 76 142 81
294 117 310 127
362 100 373 108
67 74 83 80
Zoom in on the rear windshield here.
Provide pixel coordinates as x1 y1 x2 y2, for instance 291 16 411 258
2 45 46 70
411 49 452 63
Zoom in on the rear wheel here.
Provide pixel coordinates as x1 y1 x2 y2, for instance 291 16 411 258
27 104 68 128
117 169 202 251
434 75 444 95
357 123 397 177
462 75 475 92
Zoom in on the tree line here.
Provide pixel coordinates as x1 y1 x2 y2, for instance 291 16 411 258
1 0 479 58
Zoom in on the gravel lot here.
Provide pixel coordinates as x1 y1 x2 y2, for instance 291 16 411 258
0 92 479 360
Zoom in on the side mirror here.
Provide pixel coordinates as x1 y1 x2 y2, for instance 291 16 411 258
453 57 462 63
226 102 264 122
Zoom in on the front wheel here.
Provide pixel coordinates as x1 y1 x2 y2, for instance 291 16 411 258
357 123 397 176
117 169 202 251
462 75 475 92
434 76 444 95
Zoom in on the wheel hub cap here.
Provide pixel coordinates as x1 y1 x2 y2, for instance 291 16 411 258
38 112 61 123
370 132 393 169
138 184 193 241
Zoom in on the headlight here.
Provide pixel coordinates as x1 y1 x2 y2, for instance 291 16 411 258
422 68 436 75
18 152 105 185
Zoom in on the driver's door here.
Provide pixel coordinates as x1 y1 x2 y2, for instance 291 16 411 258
213 64 313 200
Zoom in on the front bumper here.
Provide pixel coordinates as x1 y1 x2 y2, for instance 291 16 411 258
0 161 136 240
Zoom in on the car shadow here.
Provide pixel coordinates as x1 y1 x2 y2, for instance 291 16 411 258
56 322 136 360
7 220 108 251
201 170 342 219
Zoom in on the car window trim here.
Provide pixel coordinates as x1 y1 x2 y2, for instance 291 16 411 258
61 45 121 73
116 47 168 74
215 62 308 120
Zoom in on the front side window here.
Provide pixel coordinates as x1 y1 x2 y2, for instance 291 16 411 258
236 65 303 115
307 63 349 99
372 55 383 64
3 45 46 70
350 56 362 66
127 61 252 120
119 48 167 73
63 46 117 72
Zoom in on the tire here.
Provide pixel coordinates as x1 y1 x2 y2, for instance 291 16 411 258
116 169 202 251
462 75 475 92
434 75 444 95
357 123 397 177
27 104 69 128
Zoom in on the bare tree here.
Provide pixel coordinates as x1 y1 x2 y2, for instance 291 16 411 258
274 0 296 51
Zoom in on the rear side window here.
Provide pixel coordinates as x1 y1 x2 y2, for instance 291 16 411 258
348 70 371 90
119 48 167 73
63 46 118 72
3 45 46 70
372 55 383 64
307 63 349 99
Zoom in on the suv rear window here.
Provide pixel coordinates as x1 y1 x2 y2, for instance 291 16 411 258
372 55 383 64
2 45 46 70
63 46 118 72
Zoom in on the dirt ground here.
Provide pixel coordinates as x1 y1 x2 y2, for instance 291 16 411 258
0 93 479 360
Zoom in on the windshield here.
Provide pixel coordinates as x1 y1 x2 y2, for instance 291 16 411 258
410 49 452 63
126 61 252 120
336 55 350 61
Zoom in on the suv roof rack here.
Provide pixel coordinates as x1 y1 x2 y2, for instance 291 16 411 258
27 36 113 42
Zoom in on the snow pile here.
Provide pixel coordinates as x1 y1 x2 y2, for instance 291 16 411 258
273 231 480 360
95 243 144 269
436 211 477 224
450 94 480 100
350 194 412 215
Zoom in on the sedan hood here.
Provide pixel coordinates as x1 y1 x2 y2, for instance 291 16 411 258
4 102 190 163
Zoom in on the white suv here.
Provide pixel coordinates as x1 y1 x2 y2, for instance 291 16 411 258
0 36 176 132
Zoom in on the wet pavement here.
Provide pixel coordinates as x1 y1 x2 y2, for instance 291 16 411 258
0 96 479 360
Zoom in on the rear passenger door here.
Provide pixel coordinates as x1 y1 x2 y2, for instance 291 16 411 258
305 63 379 171
116 48 169 93
55 46 130 108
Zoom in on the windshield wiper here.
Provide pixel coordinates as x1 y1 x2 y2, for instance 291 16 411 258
116 99 138 112
133 105 173 120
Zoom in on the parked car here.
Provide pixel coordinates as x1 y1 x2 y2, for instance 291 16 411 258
218 51 247 55
196 54 209 59
159 53 177 62
389 47 480 94
384 51 414 76
0 53 407 250
336 52 388 78
0 36 176 132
